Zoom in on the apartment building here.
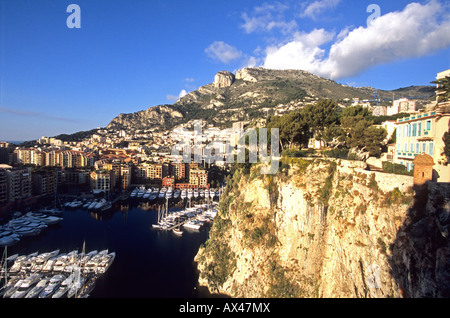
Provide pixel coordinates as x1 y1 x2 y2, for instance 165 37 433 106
0 165 32 202
90 170 114 193
189 169 208 187
394 72 450 182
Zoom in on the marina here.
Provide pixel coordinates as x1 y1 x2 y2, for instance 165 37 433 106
1 245 115 298
0 187 220 298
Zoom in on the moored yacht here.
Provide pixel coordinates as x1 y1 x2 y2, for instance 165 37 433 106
25 278 49 298
39 274 64 298
10 274 42 298
159 187 167 199
165 187 173 199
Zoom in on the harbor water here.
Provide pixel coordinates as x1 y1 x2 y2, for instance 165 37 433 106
3 200 213 298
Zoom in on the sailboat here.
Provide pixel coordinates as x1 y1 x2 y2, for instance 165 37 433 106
0 247 9 296
172 226 183 236
40 184 63 215
67 241 86 298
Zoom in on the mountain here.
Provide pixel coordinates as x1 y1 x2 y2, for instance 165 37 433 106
107 67 435 131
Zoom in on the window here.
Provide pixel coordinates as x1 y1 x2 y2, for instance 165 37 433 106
416 143 419 153
426 120 431 131
422 143 426 153
412 123 417 136
404 143 408 152
429 142 433 156
418 122 421 136
410 143 413 152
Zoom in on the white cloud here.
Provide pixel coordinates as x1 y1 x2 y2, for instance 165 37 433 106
240 2 297 34
264 28 335 74
205 41 242 64
263 1 450 80
301 0 341 20
178 89 187 98
166 89 188 102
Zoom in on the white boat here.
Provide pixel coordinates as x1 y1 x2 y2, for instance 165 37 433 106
93 199 107 210
96 252 116 274
193 189 199 198
3 278 25 298
130 187 138 198
199 189 205 197
143 189 151 200
11 226 40 237
173 228 183 236
209 188 215 198
25 278 49 298
31 249 60 272
52 274 73 298
181 189 187 199
87 200 98 210
149 189 158 201
10 274 41 298
67 271 86 298
137 186 146 198
39 274 64 298
42 255 59 273
79 250 98 266
183 220 202 230
205 189 210 197
187 189 193 199
69 200 83 208
159 187 167 198
165 188 173 199
82 200 92 209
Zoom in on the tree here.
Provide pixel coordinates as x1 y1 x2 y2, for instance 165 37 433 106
364 126 387 157
443 126 450 162
340 105 386 157
301 99 339 147
267 111 309 150
431 76 450 103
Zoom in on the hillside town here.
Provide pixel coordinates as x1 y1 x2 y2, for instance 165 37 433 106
0 69 449 216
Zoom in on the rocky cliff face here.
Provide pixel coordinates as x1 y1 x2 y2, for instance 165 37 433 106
195 158 450 298
213 71 235 88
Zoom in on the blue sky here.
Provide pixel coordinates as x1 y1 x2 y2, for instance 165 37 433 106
1 0 449 141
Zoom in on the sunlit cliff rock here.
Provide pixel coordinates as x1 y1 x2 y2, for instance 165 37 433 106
195 158 450 298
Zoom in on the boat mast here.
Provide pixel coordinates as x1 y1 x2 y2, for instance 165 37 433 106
1 247 7 287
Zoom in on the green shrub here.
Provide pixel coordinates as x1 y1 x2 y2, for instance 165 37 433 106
382 161 413 176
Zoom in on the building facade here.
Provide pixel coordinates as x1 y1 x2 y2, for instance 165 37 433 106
394 70 450 182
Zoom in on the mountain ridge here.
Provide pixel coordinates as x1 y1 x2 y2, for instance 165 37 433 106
104 67 434 131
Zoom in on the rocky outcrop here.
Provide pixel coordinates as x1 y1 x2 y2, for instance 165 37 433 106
195 158 450 298
235 68 258 83
107 105 183 130
213 71 235 88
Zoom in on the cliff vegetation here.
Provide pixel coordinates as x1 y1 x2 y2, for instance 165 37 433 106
195 158 450 298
